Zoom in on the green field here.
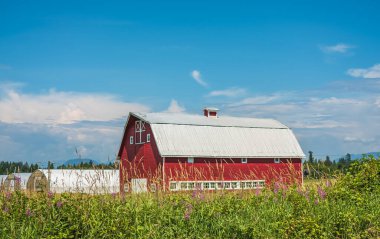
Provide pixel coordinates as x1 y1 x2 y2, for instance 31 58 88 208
1 158 379 239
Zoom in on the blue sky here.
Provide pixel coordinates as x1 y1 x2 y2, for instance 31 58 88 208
1 1 380 164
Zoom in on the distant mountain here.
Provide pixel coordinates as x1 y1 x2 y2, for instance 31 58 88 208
349 152 380 160
63 158 99 166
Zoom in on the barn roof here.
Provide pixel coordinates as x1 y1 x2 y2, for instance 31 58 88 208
130 112 305 158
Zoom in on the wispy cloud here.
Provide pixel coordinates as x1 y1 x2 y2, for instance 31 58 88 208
320 43 355 53
208 87 246 97
191 70 207 87
165 99 185 113
347 64 380 79
0 85 149 124
0 83 150 163
224 80 380 156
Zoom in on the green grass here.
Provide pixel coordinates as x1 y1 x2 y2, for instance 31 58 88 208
1 158 379 239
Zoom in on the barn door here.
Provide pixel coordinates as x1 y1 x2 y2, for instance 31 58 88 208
131 178 148 193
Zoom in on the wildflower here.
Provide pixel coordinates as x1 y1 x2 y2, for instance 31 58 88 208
314 199 319 205
184 203 193 221
255 188 261 196
15 176 21 184
111 192 117 198
200 193 205 201
317 186 327 200
273 182 280 194
325 180 331 188
25 208 32 217
47 191 54 199
56 201 63 208
303 189 310 202
5 192 11 200
2 206 9 213
192 190 197 198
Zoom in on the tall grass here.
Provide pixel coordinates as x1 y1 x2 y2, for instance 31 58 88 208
0 158 379 239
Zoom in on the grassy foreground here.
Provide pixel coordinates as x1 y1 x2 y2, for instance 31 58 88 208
1 158 379 239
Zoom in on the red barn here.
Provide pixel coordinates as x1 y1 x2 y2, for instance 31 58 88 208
118 108 305 193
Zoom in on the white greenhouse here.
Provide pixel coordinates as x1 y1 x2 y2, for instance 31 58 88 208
3 173 32 191
27 169 119 194
0 175 8 190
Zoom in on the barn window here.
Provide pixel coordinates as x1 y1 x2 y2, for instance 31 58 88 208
147 134 151 142
150 184 156 192
170 182 177 190
130 136 134 144
187 157 194 163
135 120 146 144
181 182 188 190
123 183 129 192
210 182 216 189
274 158 281 163
203 182 210 189
241 158 247 164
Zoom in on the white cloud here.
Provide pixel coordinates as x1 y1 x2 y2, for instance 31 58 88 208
224 82 380 156
208 87 246 97
191 70 207 87
165 99 185 113
0 87 149 124
320 43 355 53
347 64 380 79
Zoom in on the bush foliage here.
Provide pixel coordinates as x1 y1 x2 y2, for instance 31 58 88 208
1 158 379 238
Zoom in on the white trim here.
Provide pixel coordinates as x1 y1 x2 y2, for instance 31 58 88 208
147 134 151 142
169 180 265 191
241 158 247 164
129 136 134 144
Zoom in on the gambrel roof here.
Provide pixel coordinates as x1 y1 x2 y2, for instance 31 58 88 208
127 112 305 158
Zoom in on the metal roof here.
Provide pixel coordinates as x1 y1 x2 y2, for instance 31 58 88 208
131 112 288 128
131 112 305 158
37 169 119 194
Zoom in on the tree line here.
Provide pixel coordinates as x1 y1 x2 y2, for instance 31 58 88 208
0 161 39 175
304 151 354 179
0 160 117 175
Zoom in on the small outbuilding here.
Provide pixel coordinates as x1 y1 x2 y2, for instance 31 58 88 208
3 173 32 191
0 175 8 191
27 169 119 194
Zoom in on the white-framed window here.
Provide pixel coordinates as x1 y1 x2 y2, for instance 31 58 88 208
181 182 188 190
188 157 194 163
170 182 177 190
241 158 247 163
130 136 134 144
274 158 281 163
169 180 265 191
135 120 146 144
147 134 151 142
150 183 156 192
123 183 129 192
